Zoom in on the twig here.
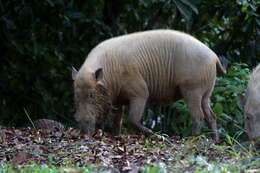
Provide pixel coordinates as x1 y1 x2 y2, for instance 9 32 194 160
152 132 175 146
23 108 36 129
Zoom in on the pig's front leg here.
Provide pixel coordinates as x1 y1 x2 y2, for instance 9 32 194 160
128 97 153 135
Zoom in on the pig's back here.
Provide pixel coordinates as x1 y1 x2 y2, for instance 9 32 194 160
84 30 218 101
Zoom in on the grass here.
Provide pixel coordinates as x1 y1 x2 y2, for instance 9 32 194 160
1 157 259 173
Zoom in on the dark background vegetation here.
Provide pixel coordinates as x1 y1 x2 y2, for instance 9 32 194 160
0 0 259 139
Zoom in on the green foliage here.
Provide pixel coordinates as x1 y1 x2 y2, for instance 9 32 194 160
0 164 94 173
143 100 191 137
194 0 260 64
142 163 167 173
143 63 250 140
1 0 96 126
192 156 257 173
0 164 57 173
212 63 250 140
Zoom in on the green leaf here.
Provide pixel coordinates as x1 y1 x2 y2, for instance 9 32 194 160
45 0 55 7
180 0 199 14
225 134 233 145
173 0 193 21
213 103 223 115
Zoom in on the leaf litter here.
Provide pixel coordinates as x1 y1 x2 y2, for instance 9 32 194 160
0 120 259 172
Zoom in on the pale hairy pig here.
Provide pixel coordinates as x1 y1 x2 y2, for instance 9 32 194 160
72 30 226 141
241 63 260 141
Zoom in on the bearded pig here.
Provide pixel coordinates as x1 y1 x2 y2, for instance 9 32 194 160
240 63 260 142
72 30 226 141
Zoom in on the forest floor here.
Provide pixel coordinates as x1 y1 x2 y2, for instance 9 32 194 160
0 125 259 173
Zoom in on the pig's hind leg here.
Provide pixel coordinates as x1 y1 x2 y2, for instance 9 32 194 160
202 90 219 142
181 86 204 136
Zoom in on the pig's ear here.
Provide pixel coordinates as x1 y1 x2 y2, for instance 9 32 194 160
71 66 78 80
238 94 246 110
94 68 103 81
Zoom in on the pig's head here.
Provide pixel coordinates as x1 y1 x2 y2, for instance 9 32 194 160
72 67 111 135
240 87 260 141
